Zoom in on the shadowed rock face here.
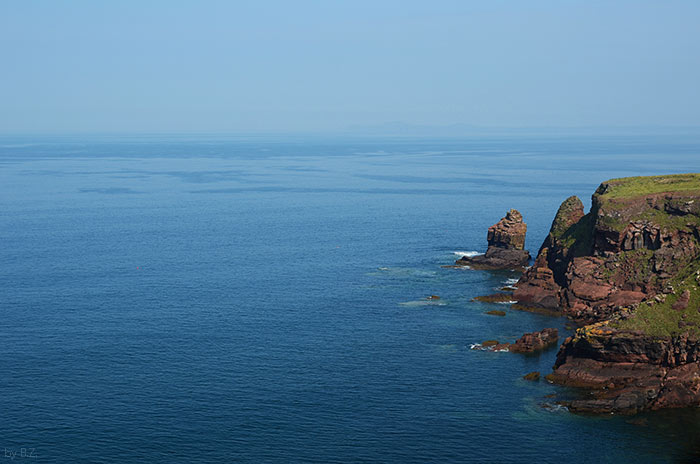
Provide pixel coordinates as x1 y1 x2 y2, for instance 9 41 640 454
457 209 531 270
512 174 700 414
513 196 586 309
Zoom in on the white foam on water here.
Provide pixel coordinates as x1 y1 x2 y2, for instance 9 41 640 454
542 403 569 413
470 343 508 352
495 300 518 304
503 278 519 286
399 300 429 307
453 251 483 258
399 300 446 307
372 267 437 277
2 143 40 148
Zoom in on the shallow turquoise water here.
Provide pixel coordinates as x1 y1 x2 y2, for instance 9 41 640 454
2 134 700 463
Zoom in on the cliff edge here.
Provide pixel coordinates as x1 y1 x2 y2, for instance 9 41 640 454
513 173 700 413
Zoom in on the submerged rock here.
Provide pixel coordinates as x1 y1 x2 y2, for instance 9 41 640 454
485 310 506 316
456 210 531 270
474 293 515 303
523 371 541 381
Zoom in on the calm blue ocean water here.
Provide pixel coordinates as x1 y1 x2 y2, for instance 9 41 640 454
2 134 700 463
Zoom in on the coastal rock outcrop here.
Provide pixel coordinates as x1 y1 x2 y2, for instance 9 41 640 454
513 176 700 323
512 173 700 414
456 209 531 270
548 322 700 414
510 328 559 353
471 328 559 354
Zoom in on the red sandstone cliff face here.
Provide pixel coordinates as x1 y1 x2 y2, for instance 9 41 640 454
548 324 700 414
513 186 700 323
513 175 700 414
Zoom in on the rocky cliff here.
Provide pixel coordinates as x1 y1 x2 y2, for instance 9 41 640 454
513 174 700 413
514 175 700 322
456 209 531 270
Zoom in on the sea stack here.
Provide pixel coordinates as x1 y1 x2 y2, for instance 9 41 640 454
457 209 531 270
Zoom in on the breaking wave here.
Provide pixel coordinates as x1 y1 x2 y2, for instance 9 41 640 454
453 251 482 258
399 300 447 307
470 343 509 352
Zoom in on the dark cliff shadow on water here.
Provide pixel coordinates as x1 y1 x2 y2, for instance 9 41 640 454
626 408 700 463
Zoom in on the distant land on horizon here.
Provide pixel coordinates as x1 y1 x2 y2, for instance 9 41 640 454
2 124 700 139
343 122 700 137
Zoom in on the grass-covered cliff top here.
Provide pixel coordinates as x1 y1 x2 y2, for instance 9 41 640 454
592 173 700 233
597 173 700 200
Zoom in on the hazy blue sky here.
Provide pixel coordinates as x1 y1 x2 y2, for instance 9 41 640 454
1 0 699 133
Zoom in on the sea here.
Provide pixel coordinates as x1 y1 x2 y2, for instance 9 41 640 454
2 134 700 463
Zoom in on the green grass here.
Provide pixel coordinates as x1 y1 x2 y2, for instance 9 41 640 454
640 207 700 229
596 197 700 233
598 173 700 199
594 212 626 232
550 196 584 239
613 260 700 337
592 174 700 233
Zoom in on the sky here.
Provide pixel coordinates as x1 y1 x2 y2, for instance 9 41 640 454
1 0 699 134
